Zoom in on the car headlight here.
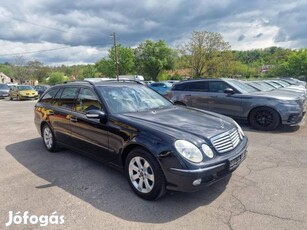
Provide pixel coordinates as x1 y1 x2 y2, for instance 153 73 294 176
201 144 214 158
233 121 245 139
174 140 203 163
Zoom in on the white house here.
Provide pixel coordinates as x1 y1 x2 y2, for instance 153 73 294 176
0 72 12 84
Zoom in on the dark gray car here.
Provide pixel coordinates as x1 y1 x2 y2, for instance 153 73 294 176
0 84 10 98
166 78 306 130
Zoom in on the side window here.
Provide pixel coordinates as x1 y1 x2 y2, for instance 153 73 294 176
55 87 78 109
185 82 208 92
40 88 59 104
208 81 230 93
75 88 101 113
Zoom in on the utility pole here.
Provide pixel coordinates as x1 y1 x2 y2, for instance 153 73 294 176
111 32 119 81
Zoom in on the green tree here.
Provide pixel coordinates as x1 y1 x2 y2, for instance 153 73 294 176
0 63 13 77
180 31 231 78
96 44 136 77
82 65 97 78
48 72 65 85
135 40 176 81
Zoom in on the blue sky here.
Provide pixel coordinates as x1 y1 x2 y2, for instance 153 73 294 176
0 0 306 65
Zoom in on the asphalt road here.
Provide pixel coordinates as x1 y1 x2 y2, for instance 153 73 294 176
0 99 307 230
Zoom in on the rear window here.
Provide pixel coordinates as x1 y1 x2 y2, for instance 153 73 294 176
172 81 208 92
40 88 59 104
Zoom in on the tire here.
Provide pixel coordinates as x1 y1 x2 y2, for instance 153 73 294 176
9 96 13 101
42 124 59 152
249 107 280 131
125 147 166 200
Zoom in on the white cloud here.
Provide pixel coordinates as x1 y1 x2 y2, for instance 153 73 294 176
0 0 306 65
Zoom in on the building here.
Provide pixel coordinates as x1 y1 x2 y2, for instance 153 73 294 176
0 72 13 84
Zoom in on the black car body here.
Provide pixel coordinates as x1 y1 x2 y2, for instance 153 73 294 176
34 80 247 200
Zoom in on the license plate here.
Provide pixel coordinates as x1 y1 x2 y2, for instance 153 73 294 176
229 151 246 170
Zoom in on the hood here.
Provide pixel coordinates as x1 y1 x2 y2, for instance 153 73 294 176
120 106 236 144
19 90 37 94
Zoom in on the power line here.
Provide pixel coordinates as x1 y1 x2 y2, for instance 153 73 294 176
0 42 113 57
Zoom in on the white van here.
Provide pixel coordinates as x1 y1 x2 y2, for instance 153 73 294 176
118 75 144 82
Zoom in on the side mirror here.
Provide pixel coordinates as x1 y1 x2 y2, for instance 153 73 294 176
224 88 235 95
86 110 106 122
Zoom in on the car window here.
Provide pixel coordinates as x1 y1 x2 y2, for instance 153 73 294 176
75 88 102 113
17 85 34 90
0 84 9 90
97 85 172 114
208 81 229 93
186 82 208 92
40 88 60 104
53 87 78 109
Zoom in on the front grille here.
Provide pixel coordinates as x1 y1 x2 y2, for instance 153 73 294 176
211 128 241 154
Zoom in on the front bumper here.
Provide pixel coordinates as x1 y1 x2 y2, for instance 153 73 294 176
165 137 248 192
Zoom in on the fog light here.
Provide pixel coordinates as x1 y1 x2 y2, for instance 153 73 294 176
193 178 202 186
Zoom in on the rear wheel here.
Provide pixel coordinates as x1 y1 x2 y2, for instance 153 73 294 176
125 148 166 200
42 124 59 152
249 107 280 131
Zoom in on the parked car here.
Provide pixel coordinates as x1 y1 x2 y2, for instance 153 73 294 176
34 80 248 200
167 78 306 130
9 85 39 100
279 78 306 87
148 82 172 95
0 84 10 99
263 80 306 95
245 81 306 99
34 85 50 97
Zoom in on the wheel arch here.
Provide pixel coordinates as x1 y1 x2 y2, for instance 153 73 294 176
121 143 155 168
247 106 281 125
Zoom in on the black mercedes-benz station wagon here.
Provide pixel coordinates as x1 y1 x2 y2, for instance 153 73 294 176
34 80 248 200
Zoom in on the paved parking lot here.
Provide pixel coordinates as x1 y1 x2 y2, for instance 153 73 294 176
0 99 307 230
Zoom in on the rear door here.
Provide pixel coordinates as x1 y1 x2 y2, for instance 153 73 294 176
49 86 79 144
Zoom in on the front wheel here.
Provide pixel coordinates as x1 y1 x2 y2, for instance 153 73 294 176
42 124 59 152
249 107 280 131
125 148 166 200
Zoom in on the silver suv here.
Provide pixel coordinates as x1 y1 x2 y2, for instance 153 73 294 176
166 78 306 130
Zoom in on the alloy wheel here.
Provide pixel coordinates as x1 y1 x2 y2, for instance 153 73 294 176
43 126 53 149
128 156 155 193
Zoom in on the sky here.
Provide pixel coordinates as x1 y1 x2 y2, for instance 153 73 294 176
0 0 306 66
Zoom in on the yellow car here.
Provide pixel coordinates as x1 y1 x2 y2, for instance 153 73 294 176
9 85 39 100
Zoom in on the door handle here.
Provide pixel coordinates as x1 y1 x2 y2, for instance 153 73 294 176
70 116 78 122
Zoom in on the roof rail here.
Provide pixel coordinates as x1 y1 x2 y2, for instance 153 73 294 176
63 80 95 86
102 79 144 85
62 79 144 85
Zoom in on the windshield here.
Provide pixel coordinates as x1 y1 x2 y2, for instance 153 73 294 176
267 81 282 88
275 80 289 87
253 82 275 91
0 84 9 90
17 85 34 90
97 85 173 114
228 80 259 93
246 82 266 91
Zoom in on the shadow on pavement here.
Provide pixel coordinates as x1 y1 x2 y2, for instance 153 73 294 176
6 138 231 224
